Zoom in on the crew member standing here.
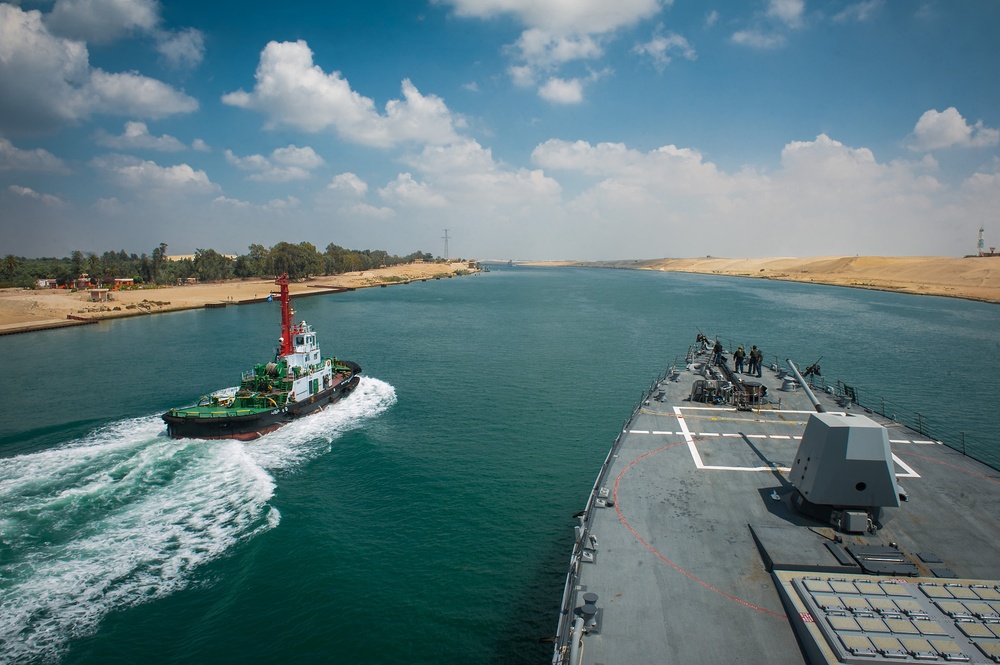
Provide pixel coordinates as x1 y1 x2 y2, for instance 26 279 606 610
733 345 746 373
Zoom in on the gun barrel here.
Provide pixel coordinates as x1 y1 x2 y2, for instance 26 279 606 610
787 359 825 413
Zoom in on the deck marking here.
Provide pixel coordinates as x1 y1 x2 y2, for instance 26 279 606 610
651 430 673 435
894 451 1000 485
629 430 650 434
892 454 920 479
614 444 787 620
675 407 799 472
674 406 706 469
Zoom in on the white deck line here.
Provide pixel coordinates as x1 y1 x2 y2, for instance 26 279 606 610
892 454 921 479
673 406 706 469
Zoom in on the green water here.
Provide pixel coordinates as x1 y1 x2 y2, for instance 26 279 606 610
1 267 998 663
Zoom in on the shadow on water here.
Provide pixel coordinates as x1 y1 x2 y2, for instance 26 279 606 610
0 418 109 456
491 521 579 664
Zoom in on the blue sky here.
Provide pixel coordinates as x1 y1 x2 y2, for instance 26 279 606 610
1 0 998 260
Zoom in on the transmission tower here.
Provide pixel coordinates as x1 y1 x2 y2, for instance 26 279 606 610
442 229 450 260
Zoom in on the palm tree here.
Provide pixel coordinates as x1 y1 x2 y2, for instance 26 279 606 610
2 254 20 280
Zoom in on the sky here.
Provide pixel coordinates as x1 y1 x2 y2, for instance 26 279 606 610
1 0 998 261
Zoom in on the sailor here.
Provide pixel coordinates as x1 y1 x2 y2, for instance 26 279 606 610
750 345 763 377
712 340 724 366
733 345 746 373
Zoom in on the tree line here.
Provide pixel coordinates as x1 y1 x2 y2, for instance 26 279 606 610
1 242 439 288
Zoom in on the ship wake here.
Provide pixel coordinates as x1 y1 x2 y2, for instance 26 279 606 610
0 376 396 663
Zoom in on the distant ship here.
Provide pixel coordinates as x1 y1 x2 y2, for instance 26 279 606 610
553 333 1000 664
162 274 361 440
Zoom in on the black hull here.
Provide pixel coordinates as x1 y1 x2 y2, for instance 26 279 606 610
163 370 361 440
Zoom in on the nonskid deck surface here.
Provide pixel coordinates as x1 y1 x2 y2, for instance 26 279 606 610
556 342 1000 665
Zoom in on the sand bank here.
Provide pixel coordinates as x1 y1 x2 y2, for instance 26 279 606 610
526 256 1000 304
0 262 475 335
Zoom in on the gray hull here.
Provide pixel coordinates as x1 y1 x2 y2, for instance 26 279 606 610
554 335 1000 665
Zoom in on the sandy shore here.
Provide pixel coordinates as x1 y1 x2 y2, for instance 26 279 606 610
526 256 1000 304
0 262 475 334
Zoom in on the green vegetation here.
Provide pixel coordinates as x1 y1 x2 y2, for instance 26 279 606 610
1 243 440 288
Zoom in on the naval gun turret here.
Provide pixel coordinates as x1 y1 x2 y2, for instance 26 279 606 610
785 360 907 533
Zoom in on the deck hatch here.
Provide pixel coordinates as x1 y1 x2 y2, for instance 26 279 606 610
776 572 1000 663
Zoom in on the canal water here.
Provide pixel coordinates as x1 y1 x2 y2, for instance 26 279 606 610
1 266 997 663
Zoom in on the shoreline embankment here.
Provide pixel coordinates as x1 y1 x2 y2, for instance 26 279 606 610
522 255 1000 305
0 262 477 336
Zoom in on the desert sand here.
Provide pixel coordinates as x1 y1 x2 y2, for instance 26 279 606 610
0 262 475 334
528 256 1000 304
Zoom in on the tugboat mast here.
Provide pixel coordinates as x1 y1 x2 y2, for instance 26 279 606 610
276 273 293 357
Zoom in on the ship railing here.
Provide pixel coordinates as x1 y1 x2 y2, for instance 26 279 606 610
553 363 675 664
804 374 998 471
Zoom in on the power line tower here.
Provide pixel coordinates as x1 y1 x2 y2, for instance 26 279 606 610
442 229 450 260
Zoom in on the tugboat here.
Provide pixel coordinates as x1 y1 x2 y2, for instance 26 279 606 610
162 274 361 440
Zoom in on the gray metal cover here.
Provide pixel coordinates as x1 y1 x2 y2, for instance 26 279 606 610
789 413 902 509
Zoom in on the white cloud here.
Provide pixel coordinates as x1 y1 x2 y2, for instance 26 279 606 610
538 77 584 104
442 0 667 35
705 10 720 27
832 0 883 23
94 196 123 213
92 154 219 193
0 5 197 133
445 1 668 105
8 184 65 206
328 172 369 197
191 138 210 152
271 145 324 169
44 0 205 70
402 139 562 205
89 70 198 118
911 107 1000 151
213 195 252 208
512 29 603 67
224 144 324 182
350 203 395 219
212 194 300 212
767 0 805 28
44 0 159 44
633 30 696 70
509 65 536 88
0 138 68 172
528 134 959 257
222 40 461 147
264 196 299 211
731 29 785 49
154 27 205 69
95 121 186 151
378 173 448 208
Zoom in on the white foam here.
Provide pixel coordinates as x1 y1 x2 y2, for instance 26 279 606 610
0 375 395 662
244 375 396 471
